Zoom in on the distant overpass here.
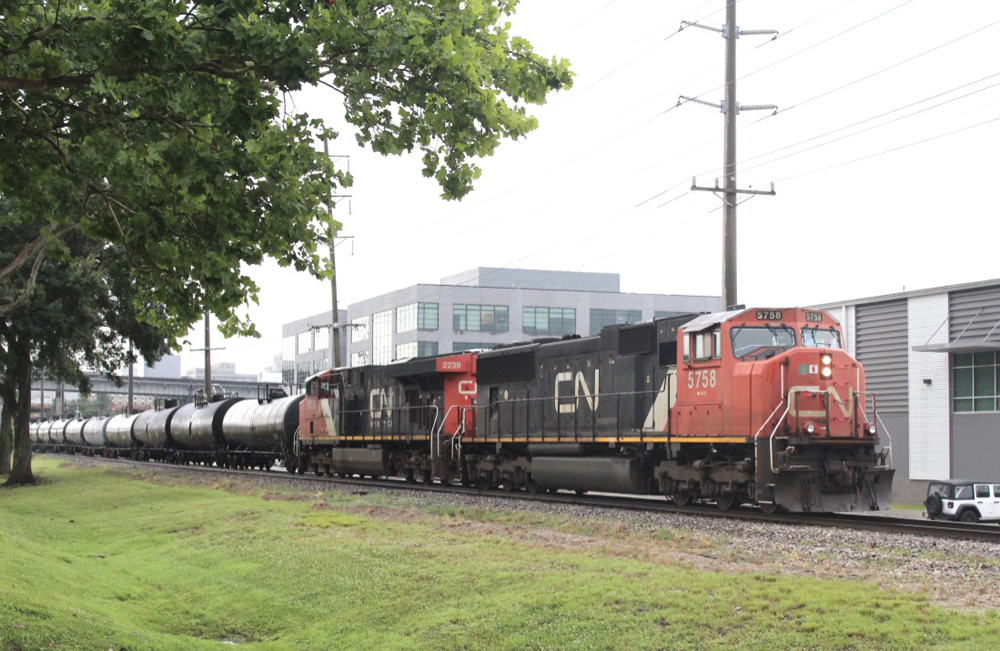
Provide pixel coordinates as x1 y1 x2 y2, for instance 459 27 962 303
31 373 296 410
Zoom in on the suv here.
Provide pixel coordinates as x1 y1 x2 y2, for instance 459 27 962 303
924 480 1000 523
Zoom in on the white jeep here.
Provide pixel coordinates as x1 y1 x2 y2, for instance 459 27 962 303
924 480 1000 523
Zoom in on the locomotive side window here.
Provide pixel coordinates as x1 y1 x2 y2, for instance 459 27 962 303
730 325 796 360
801 327 843 349
693 329 720 361
682 335 691 362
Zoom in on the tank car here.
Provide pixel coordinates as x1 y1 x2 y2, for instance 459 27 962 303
81 416 112 454
219 391 302 470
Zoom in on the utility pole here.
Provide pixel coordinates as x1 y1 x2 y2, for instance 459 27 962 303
190 312 224 399
323 140 352 369
127 340 133 416
679 2 778 309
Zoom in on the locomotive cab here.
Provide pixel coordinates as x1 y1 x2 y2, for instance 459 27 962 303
666 308 893 513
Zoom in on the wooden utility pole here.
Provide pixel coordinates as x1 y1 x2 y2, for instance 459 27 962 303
679 1 778 309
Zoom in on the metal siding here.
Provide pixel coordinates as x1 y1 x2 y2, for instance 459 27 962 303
949 285 1000 343
908 294 950 480
855 300 908 413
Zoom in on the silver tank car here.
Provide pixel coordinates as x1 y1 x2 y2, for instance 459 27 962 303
221 395 303 450
171 398 241 451
105 414 140 448
142 406 179 448
47 419 70 445
131 410 159 447
29 421 41 444
64 418 90 446
82 416 111 448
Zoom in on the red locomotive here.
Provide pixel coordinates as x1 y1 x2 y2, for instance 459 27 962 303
295 308 893 513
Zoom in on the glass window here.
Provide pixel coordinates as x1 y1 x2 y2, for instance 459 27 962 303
693 330 720 361
976 485 991 498
590 309 642 335
297 361 311 382
396 303 439 333
953 352 998 413
313 326 330 351
523 307 576 336
297 331 312 354
372 310 392 365
453 304 509 333
395 341 439 359
351 316 370 342
351 350 370 367
955 485 974 500
730 325 796 360
801 327 843 349
655 311 686 319
453 342 497 352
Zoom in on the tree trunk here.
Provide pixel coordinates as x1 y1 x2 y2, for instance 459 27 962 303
5 337 34 486
0 399 12 475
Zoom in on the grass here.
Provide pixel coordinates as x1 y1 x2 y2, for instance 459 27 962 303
0 459 997 651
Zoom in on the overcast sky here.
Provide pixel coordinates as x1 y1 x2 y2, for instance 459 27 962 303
175 0 1000 376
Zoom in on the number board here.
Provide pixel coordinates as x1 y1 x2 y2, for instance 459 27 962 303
755 310 782 321
805 311 824 323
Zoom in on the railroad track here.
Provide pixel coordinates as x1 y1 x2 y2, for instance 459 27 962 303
51 454 1000 543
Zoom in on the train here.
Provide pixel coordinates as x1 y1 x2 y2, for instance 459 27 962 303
32 307 894 513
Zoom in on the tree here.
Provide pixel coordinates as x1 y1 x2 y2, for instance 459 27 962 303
0 216 170 485
0 0 573 337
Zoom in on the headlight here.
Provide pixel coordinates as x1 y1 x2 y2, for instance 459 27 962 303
821 354 832 365
867 424 877 435
820 367 833 378
805 423 816 434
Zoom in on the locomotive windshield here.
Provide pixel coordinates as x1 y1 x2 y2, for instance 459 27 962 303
730 325 796 360
801 327 843 349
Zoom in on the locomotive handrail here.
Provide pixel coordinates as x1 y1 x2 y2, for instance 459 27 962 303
339 404 440 440
768 403 792 474
854 390 892 469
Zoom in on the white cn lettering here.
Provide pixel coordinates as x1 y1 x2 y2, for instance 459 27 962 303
554 370 601 414
458 380 477 396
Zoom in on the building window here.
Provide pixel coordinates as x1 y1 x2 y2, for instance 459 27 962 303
297 331 312 354
954 352 999 412
296 362 311 382
395 341 439 359
282 336 296 384
523 307 576 336
351 316 370 342
655 311 687 319
313 326 330 351
372 310 393 365
453 304 509 333
590 309 642 335
397 303 439 333
351 351 370 367
452 342 498 352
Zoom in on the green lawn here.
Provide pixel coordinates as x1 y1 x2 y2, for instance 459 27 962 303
0 458 996 651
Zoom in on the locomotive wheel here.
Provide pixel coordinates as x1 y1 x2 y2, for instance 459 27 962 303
422 470 433 485
503 481 515 493
478 475 492 491
574 489 588 496
671 492 692 507
716 494 737 511
526 480 540 495
405 469 416 484
759 502 782 515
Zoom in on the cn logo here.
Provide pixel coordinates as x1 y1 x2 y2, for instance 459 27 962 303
554 370 600 414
